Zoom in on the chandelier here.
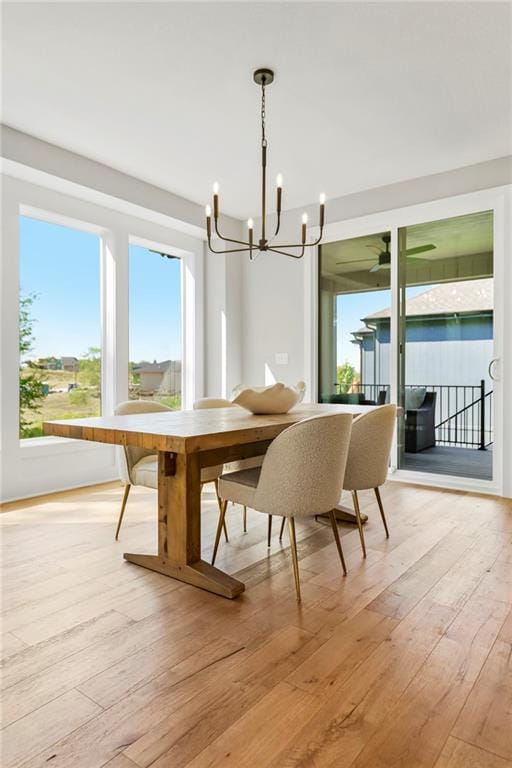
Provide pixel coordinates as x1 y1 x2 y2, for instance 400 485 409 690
205 68 325 260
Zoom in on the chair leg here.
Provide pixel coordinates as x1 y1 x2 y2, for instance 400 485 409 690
267 514 273 547
279 516 286 542
212 499 228 566
115 484 131 540
213 479 229 542
243 505 247 533
352 490 367 558
374 487 389 538
288 517 301 603
328 510 347 575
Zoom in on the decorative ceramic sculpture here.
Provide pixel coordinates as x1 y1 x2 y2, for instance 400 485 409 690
232 381 306 415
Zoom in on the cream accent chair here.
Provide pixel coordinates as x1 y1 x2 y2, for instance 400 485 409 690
342 404 397 558
214 413 353 602
193 397 263 535
114 399 227 540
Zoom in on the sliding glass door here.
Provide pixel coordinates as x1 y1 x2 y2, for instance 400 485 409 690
318 207 497 486
319 231 391 406
397 210 494 480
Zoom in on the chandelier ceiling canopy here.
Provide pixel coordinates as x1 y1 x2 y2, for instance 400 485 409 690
206 68 325 260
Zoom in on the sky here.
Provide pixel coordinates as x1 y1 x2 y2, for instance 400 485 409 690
129 244 181 361
19 217 182 362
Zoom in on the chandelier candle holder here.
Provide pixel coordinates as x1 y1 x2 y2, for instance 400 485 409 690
205 68 326 260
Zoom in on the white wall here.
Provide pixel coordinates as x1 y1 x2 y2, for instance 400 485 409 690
204 246 244 398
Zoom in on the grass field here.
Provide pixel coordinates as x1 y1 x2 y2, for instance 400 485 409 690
20 369 100 438
20 370 181 438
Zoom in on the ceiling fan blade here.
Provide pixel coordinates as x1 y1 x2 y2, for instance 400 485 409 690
369 264 382 273
336 258 373 266
365 244 383 254
405 244 436 256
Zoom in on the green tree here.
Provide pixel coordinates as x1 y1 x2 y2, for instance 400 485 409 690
78 347 101 389
19 294 46 437
336 360 358 393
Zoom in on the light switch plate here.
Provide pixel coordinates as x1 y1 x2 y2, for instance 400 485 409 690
275 352 289 365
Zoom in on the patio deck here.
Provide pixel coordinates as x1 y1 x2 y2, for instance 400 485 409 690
403 445 493 481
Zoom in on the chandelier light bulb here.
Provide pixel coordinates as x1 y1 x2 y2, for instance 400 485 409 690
205 205 211 217
319 193 326 205
276 174 283 188
212 182 220 195
247 218 254 229
302 213 308 225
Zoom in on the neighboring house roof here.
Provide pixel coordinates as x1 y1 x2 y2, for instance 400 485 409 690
61 356 79 364
362 279 493 322
134 360 181 373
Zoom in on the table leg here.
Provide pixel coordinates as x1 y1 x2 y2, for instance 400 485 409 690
124 451 245 599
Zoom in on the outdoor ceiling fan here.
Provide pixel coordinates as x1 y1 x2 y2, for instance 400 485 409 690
336 234 436 273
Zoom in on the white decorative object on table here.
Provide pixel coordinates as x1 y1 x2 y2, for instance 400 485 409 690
232 381 306 415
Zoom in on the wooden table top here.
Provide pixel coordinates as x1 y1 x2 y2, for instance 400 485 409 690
43 402 379 453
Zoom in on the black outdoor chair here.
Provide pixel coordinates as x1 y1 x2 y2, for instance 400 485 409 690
405 391 437 452
376 390 388 405
323 392 366 405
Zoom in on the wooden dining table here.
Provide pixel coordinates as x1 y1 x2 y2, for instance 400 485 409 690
44 403 378 599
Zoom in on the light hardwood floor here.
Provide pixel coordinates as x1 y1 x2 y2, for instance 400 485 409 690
1 480 511 768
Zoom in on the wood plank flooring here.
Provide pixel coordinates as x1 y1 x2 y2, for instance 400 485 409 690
1 480 511 768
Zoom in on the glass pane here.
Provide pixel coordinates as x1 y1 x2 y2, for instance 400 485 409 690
319 231 391 406
129 245 182 409
19 216 102 439
397 210 493 480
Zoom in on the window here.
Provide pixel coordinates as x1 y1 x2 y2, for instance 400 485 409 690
19 215 102 439
129 244 182 409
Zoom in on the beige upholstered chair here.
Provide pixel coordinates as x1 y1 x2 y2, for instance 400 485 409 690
193 397 263 534
215 413 353 602
342 404 397 557
114 399 227 540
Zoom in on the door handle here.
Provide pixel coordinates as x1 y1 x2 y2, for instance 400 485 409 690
488 358 500 381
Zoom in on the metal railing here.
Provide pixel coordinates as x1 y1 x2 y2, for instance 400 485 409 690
333 381 494 449
434 381 493 450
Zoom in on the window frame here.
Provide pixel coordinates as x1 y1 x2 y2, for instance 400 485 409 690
18 206 106 446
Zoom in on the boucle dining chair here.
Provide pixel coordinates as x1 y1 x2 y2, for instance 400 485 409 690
193 397 263 536
114 399 227 540
214 413 353 602
342 404 397 558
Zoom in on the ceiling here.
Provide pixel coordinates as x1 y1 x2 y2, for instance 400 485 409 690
2 2 511 219
321 210 494 277
320 210 494 295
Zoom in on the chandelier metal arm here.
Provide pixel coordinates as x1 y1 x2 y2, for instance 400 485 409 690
213 218 252 248
273 211 281 239
207 234 252 254
267 245 305 259
272 224 324 250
